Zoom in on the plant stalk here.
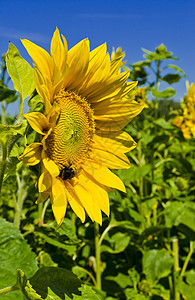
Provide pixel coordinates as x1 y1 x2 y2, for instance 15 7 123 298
94 222 101 290
0 284 19 295
180 241 194 278
172 238 180 300
14 171 27 229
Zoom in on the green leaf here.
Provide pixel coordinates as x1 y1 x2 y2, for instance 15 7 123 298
161 73 181 84
28 267 82 299
142 44 177 61
185 270 195 286
167 64 186 77
143 249 173 284
17 269 42 300
176 277 195 299
152 284 170 300
0 217 38 300
164 201 195 231
75 285 101 300
0 121 27 143
151 88 176 99
6 42 35 100
0 85 18 103
106 272 133 289
101 232 130 254
119 164 152 183
154 118 174 129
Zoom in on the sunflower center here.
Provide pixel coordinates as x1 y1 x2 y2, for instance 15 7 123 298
45 89 95 176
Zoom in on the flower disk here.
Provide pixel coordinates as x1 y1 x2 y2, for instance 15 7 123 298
45 89 95 172
18 28 145 227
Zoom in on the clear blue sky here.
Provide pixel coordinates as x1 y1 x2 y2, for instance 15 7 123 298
0 0 194 114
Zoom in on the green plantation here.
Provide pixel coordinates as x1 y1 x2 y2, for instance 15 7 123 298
0 40 194 300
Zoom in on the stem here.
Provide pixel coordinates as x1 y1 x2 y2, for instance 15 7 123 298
41 198 50 222
17 93 24 124
0 140 7 193
99 224 114 247
0 284 19 295
1 100 6 124
38 203 43 221
180 241 194 278
14 171 27 229
77 266 97 286
94 222 101 290
172 238 180 300
137 139 144 219
154 60 160 112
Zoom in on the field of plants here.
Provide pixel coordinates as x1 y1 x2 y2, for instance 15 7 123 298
0 40 194 300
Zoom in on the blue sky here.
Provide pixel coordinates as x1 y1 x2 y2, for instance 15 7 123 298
0 0 194 114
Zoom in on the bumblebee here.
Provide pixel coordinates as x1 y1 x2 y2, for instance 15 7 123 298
59 163 75 180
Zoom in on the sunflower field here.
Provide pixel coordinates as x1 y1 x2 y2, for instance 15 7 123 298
0 31 194 300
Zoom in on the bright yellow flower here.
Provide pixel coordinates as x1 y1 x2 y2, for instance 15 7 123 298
19 28 144 227
173 81 195 139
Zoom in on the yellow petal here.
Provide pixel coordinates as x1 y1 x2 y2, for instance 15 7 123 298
65 39 89 90
79 52 110 96
94 99 145 131
21 39 53 79
34 65 53 111
77 174 102 224
86 71 129 101
79 172 110 221
110 55 124 76
36 191 50 204
73 182 95 222
50 28 68 74
90 147 130 169
18 143 42 165
52 64 69 97
93 131 136 154
64 181 85 223
83 161 126 192
24 112 50 135
51 177 68 227
38 169 53 193
42 150 59 177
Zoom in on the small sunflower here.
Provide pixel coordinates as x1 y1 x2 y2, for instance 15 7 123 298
173 81 195 139
19 28 144 227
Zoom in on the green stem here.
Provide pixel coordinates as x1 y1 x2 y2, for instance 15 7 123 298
38 203 43 222
1 100 6 124
172 238 180 300
17 93 24 124
14 172 27 229
41 198 50 222
180 241 194 278
94 222 101 290
77 266 97 286
137 139 144 219
99 224 114 247
154 60 160 112
0 140 7 193
0 284 19 295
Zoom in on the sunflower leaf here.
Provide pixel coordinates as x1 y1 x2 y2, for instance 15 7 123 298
0 217 38 300
6 42 35 100
143 249 173 284
28 267 101 299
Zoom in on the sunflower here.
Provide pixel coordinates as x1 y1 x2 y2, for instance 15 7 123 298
19 28 145 227
173 81 195 139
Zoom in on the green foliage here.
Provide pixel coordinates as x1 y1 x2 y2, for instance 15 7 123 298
143 249 173 284
0 43 195 300
6 42 35 100
0 217 38 299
